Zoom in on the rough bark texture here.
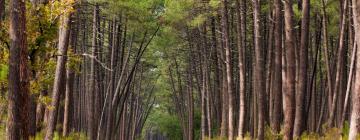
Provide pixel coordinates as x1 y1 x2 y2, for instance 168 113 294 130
294 0 309 137
283 0 296 139
221 0 234 139
252 0 265 139
7 0 30 139
349 0 360 139
236 0 246 138
272 0 282 133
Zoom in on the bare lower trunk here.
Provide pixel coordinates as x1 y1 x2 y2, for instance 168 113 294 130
272 0 283 133
221 0 234 139
44 9 72 140
252 0 265 139
7 0 30 139
283 0 296 139
236 0 246 138
329 0 348 127
88 5 99 140
294 0 309 137
349 0 360 139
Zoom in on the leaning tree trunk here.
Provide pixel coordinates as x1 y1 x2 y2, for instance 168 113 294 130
7 0 30 139
349 0 360 139
328 0 348 127
44 6 72 140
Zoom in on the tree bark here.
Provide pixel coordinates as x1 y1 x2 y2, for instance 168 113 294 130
321 0 334 117
283 0 296 139
328 0 348 127
349 0 360 139
88 5 99 140
236 0 246 138
7 0 30 138
44 7 72 140
272 0 283 133
294 0 310 137
341 40 356 128
221 0 234 139
252 0 265 139
63 21 78 136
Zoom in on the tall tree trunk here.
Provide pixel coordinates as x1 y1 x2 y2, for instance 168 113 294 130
283 0 296 139
236 0 246 137
88 5 99 140
328 0 348 127
294 0 310 137
341 41 356 128
221 0 234 139
349 0 360 139
272 0 283 133
252 0 265 139
63 20 78 136
7 0 30 138
187 64 194 140
321 0 334 116
44 6 72 140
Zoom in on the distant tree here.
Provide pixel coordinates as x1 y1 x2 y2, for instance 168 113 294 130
44 2 72 139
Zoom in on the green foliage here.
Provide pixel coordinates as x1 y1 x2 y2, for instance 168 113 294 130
265 125 282 139
300 132 321 139
143 108 183 140
299 125 351 140
342 121 350 139
208 0 220 9
0 123 6 139
67 48 82 74
0 64 8 81
189 14 206 27
32 131 87 140
163 0 194 24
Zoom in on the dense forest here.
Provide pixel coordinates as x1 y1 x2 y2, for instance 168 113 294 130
1 0 360 139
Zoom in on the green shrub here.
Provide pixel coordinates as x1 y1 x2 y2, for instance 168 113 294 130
33 131 87 140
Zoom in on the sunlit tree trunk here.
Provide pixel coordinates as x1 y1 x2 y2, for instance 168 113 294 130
283 0 296 139
349 0 360 139
221 0 234 139
236 0 246 138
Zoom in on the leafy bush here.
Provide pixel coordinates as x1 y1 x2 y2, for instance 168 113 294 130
33 131 87 140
